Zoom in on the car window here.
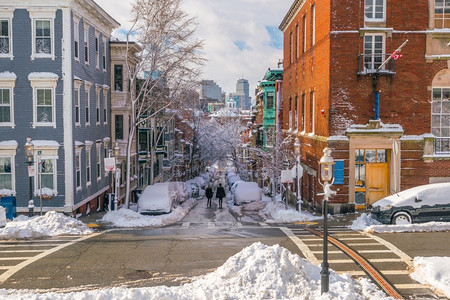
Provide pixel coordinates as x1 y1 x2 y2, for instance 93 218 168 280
417 185 450 205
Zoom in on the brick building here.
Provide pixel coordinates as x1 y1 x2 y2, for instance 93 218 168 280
279 0 450 213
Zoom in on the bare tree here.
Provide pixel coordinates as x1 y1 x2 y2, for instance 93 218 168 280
123 0 204 207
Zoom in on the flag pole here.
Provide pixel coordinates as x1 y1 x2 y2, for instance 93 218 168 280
377 39 408 71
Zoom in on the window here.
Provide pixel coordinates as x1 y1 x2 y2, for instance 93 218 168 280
75 150 81 189
289 97 293 129
84 28 89 64
29 9 56 59
74 87 80 126
74 22 79 60
29 73 58 128
310 91 315 134
95 36 99 68
365 0 385 21
294 95 298 129
37 89 53 123
311 4 316 46
103 87 109 125
265 127 274 147
102 37 106 71
301 93 306 131
432 87 450 153
364 34 384 71
0 156 12 190
40 158 55 190
435 0 450 28
85 82 92 126
290 31 293 64
115 115 124 140
0 89 11 124
302 14 307 53
296 24 299 58
266 92 274 109
0 19 11 56
114 65 123 91
96 143 102 180
33 142 59 195
86 148 91 186
96 86 101 125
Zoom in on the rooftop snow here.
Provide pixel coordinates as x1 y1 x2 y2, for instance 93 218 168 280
0 71 17 79
28 72 59 80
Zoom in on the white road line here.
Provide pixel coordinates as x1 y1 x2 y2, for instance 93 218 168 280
363 232 414 267
337 237 373 241
0 250 44 253
343 270 410 276
0 244 64 248
312 250 342 254
329 259 354 263
0 232 103 284
331 233 364 236
258 222 268 227
182 222 190 227
369 258 404 263
280 227 319 265
0 240 75 244
0 267 10 270
395 284 429 289
357 250 392 253
347 243 381 246
300 238 322 241
0 257 33 260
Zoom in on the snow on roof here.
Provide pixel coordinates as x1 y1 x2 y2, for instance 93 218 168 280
0 71 17 80
0 140 18 148
328 135 349 141
0 189 14 196
32 140 60 148
346 123 403 134
28 72 59 80
73 75 82 81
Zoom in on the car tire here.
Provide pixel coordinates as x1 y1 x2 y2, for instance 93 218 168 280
392 212 412 225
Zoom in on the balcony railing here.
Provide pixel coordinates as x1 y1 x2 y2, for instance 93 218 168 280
358 53 396 75
435 137 450 154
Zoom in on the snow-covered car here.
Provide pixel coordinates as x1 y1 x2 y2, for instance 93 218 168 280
233 182 262 205
371 182 450 224
169 182 189 203
186 179 201 198
230 180 245 195
193 176 207 189
137 183 179 215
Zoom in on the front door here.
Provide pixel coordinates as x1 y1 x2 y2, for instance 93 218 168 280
366 163 389 206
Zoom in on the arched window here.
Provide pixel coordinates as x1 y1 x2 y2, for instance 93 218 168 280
431 69 450 153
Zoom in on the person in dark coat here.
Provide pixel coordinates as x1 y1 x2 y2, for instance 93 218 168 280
215 183 226 209
205 185 213 207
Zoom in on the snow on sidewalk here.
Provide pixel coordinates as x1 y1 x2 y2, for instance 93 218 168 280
0 211 93 240
0 242 394 300
410 256 450 298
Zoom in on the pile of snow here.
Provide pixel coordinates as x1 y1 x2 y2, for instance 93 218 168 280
102 199 196 228
349 213 450 233
348 213 381 230
263 201 321 224
410 257 450 298
0 211 93 240
0 242 393 300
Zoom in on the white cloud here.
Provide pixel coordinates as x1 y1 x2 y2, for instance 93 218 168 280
95 0 292 94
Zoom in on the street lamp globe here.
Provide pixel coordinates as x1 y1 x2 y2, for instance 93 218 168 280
319 147 335 183
294 138 300 155
24 136 34 161
114 141 120 158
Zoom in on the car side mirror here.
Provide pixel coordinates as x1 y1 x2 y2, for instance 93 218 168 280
414 197 422 203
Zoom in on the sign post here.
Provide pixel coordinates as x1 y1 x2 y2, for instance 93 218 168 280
104 157 116 211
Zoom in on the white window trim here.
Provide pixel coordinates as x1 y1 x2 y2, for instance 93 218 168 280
33 143 59 196
310 91 315 134
74 80 81 127
85 141 93 187
29 73 58 128
84 26 89 65
364 33 386 71
75 146 82 191
102 37 107 72
0 10 14 59
95 32 99 69
0 73 16 128
96 84 101 125
103 86 109 125
311 4 316 46
96 142 102 181
74 21 79 61
85 80 92 127
364 0 386 22
0 142 17 195
302 14 307 53
28 9 56 60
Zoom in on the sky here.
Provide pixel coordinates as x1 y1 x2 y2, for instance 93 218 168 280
94 0 293 95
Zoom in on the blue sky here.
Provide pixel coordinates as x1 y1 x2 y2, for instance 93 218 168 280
96 0 293 94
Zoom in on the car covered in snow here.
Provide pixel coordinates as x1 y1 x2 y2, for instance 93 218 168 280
168 182 189 203
233 182 262 205
370 182 450 224
186 179 201 198
227 175 242 189
137 183 179 215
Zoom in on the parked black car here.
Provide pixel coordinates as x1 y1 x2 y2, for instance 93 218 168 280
371 183 450 224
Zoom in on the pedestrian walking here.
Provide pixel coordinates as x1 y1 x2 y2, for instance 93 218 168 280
215 183 226 209
205 185 213 207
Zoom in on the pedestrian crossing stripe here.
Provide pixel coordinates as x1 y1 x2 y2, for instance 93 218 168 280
294 221 318 225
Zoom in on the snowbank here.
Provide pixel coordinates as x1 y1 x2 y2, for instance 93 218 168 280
349 213 450 233
102 198 197 228
0 242 394 300
410 257 450 298
263 201 321 223
0 211 93 240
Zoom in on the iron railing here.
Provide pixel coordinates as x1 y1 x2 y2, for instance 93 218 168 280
435 137 450 154
357 53 396 75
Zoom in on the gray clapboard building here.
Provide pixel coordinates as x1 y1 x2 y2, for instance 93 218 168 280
0 0 119 213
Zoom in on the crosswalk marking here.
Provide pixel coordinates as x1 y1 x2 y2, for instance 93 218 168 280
0 257 33 260
0 250 44 253
343 270 410 276
395 284 430 289
182 222 190 227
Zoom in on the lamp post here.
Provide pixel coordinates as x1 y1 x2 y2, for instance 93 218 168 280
24 137 34 217
114 141 120 211
318 147 336 294
294 138 301 212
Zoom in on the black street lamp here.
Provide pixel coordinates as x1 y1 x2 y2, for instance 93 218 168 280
24 137 34 217
318 147 336 294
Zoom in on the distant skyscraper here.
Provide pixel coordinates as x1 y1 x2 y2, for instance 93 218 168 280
236 78 251 109
201 80 223 102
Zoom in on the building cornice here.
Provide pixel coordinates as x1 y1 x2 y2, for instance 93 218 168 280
279 0 307 32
